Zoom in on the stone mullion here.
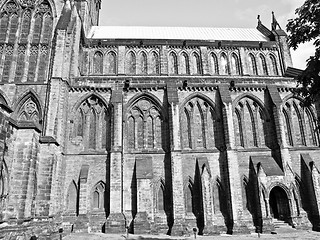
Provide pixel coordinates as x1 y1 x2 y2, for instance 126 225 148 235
254 106 261 147
96 113 102 150
143 113 147 149
84 112 90 150
240 106 246 148
0 44 5 81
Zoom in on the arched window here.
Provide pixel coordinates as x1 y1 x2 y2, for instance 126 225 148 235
220 53 229 75
150 52 159 74
259 54 268 75
231 53 240 75
248 53 258 75
66 181 78 212
92 182 105 210
157 183 165 212
182 97 220 149
93 51 103 74
209 53 219 75
106 51 116 74
181 52 189 75
185 183 193 213
127 98 162 150
72 95 110 150
283 107 293 146
16 96 40 122
269 54 279 76
191 53 201 75
169 52 178 74
127 51 136 74
139 52 147 74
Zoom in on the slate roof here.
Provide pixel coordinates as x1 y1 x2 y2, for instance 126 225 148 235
88 26 269 42
250 155 284 176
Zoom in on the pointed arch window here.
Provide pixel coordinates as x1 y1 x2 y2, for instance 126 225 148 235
139 52 147 74
150 52 159 74
66 181 78 212
231 53 240 75
248 53 258 75
269 54 279 76
209 53 219 75
169 52 178 74
157 183 165 212
182 97 220 149
16 96 40 122
127 98 162 150
92 182 105 210
181 52 190 75
185 183 193 213
0 13 9 42
259 54 268 75
106 51 117 74
72 96 110 150
191 53 201 75
282 107 293 146
127 51 136 74
93 51 103 74
220 53 229 75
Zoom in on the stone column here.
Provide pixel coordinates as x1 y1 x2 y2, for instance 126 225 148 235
9 129 39 220
219 84 249 233
166 81 187 235
105 89 125 232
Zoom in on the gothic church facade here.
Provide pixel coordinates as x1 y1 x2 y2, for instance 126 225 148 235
1 0 320 239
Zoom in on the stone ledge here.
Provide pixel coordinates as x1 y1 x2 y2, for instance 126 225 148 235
39 136 60 146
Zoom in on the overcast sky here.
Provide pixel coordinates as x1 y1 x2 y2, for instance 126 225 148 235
99 0 313 69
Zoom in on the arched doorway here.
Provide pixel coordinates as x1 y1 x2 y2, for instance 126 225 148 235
269 186 291 221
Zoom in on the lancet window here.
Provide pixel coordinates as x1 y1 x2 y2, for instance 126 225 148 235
92 182 105 210
106 51 117 74
231 53 240 75
248 53 258 75
209 53 219 75
126 51 136 74
150 51 159 74
139 51 147 74
269 54 279 76
259 54 268 75
93 51 103 74
191 52 201 74
220 53 229 75
127 97 162 150
181 52 190 75
168 52 178 74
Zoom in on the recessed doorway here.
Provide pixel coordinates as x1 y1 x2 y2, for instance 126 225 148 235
269 186 291 221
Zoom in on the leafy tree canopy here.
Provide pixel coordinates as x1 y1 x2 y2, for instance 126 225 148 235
286 0 320 106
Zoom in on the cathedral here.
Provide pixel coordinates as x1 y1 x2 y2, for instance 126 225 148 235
1 0 320 239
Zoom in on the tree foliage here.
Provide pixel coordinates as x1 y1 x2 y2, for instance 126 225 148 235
286 0 320 106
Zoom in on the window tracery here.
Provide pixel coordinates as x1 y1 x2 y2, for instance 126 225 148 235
181 97 220 149
127 97 162 150
73 95 110 150
282 98 319 147
234 97 272 148
92 182 105 210
17 97 40 122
